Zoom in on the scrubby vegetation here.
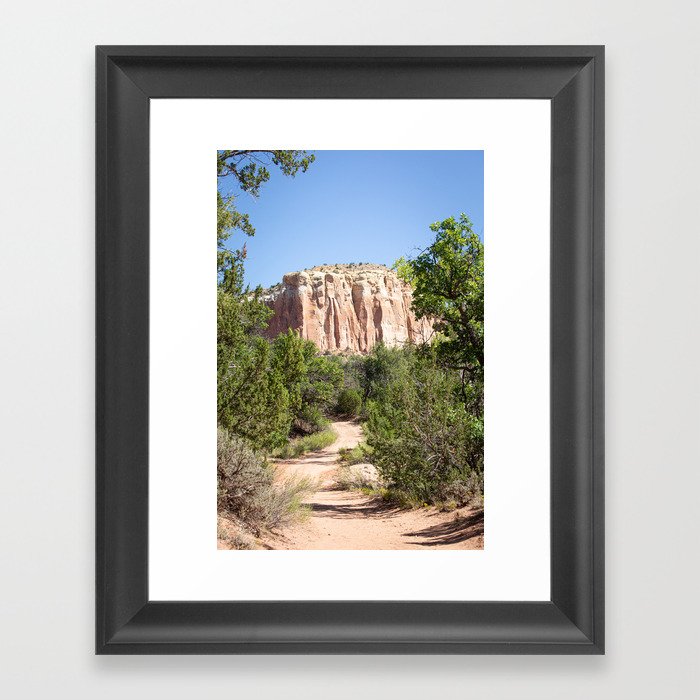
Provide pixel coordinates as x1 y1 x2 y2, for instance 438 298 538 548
217 427 314 535
334 463 379 492
338 214 485 507
335 388 362 417
340 343 483 508
216 150 339 540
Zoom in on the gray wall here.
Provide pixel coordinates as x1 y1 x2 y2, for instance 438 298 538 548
1 1 698 698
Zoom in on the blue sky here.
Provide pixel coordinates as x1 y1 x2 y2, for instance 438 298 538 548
219 150 484 289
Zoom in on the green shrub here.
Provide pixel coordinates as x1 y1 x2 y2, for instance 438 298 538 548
217 294 292 451
363 348 483 506
271 427 337 459
217 427 314 534
271 329 343 434
294 404 329 434
335 388 362 417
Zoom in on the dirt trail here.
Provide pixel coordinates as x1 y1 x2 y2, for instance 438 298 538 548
265 421 483 550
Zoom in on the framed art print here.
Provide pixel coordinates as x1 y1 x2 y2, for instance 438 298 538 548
96 46 604 653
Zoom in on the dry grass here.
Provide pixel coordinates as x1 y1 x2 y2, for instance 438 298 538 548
271 427 337 459
334 463 380 491
217 516 257 549
218 428 316 535
337 442 373 466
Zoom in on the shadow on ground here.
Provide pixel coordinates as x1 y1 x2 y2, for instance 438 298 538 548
309 493 404 520
404 509 484 546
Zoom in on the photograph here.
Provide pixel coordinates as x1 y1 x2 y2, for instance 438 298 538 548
216 149 485 550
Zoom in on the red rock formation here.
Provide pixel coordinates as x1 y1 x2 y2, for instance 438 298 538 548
261 264 433 354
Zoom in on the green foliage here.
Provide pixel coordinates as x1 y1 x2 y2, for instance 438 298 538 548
394 213 484 412
271 329 343 434
391 255 415 284
344 216 486 506
217 339 292 451
358 345 483 506
217 289 292 450
336 354 365 396
217 150 315 190
218 321 342 453
294 404 329 435
218 321 344 450
216 151 322 453
335 388 362 417
302 353 344 413
354 342 412 403
217 150 315 285
271 329 307 415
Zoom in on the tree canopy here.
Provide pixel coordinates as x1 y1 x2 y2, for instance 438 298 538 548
216 150 327 450
394 213 484 409
217 150 315 243
217 150 315 290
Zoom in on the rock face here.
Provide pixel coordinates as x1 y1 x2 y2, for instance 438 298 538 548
261 264 432 354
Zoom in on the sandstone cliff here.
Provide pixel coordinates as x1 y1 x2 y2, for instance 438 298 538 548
261 264 432 354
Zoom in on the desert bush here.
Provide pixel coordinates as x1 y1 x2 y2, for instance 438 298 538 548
335 388 362 417
435 471 484 509
218 427 314 534
356 342 411 404
363 348 483 506
393 214 484 414
294 404 329 434
271 427 337 459
218 300 344 452
218 294 293 451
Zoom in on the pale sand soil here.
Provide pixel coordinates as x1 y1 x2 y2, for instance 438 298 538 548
262 420 484 551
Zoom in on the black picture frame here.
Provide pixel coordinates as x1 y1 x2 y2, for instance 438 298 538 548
96 45 604 654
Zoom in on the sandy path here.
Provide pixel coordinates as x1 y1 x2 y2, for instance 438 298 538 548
265 421 483 550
